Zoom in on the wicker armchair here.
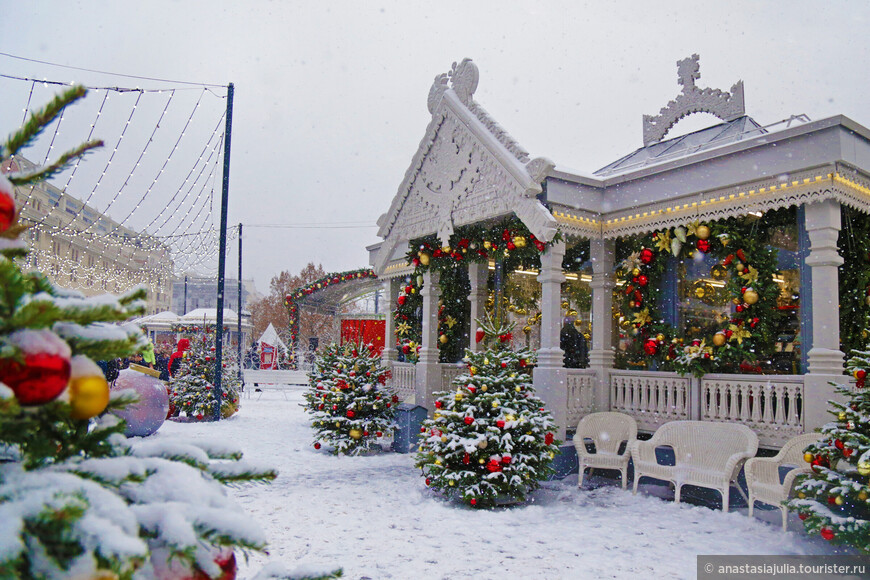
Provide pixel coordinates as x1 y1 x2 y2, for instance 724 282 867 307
745 432 822 530
573 412 637 489
630 421 758 512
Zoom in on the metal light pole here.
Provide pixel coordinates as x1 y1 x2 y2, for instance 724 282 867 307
237 222 243 383
213 82 234 421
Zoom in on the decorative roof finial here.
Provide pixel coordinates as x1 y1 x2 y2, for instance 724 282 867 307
642 54 745 146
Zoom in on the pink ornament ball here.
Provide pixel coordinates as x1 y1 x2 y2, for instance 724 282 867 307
111 368 169 437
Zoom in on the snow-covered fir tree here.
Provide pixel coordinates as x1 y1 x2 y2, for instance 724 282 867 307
790 346 870 552
169 327 241 421
415 313 560 508
0 87 286 579
304 342 397 455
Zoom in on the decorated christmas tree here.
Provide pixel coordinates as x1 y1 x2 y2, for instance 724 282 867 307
168 325 241 421
789 348 870 552
415 313 560 508
304 342 397 455
0 87 284 579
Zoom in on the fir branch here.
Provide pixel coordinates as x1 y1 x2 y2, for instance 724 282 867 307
8 140 103 186
206 463 278 485
3 85 87 158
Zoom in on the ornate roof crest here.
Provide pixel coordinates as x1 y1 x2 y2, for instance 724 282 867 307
428 59 479 113
642 54 745 146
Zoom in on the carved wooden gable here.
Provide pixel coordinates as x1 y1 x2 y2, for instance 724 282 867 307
374 59 556 274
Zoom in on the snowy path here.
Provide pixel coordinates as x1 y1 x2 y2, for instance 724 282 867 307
159 390 843 580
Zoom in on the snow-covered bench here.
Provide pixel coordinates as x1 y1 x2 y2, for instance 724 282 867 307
630 421 759 512
242 370 309 399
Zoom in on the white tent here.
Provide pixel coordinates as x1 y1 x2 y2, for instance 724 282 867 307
258 323 288 354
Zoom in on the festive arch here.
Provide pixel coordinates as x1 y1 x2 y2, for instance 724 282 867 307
284 268 378 367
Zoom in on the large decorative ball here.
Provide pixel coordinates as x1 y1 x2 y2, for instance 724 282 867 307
639 248 654 264
418 253 430 266
803 452 814 463
349 429 363 440
111 367 169 437
695 224 711 240
69 375 110 419
713 332 727 347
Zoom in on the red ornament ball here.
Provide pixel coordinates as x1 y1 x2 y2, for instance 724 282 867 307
376 431 383 437
363 430 369 437
798 512 808 521
314 442 321 450
0 176 15 233
425 478 431 486
397 295 407 306
827 495 837 505
462 453 470 465
643 340 658 355
464 416 474 425
545 432 555 445
346 410 355 418
820 527 835 541
475 329 485 343
502 455 511 465
470 498 477 506
501 362 507 368
435 400 443 409
496 420 506 429
639 248 655 264
637 275 649 286
0 352 71 406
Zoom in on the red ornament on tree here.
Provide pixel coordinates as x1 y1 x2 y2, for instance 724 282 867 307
435 400 443 409
464 416 474 425
462 453 470 465
545 432 554 445
470 498 477 506
0 329 72 405
397 295 407 306
346 410 355 418
496 420 506 429
798 512 808 521
643 340 658 355
637 275 648 286
314 442 321 450
0 175 15 233
475 329 485 343
696 239 711 253
820 527 835 541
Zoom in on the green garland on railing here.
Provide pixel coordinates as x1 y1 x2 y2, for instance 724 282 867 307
615 209 790 377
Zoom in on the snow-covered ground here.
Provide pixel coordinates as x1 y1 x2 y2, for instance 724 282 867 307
158 389 845 580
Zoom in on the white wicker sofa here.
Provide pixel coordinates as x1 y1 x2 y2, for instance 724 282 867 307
630 421 759 512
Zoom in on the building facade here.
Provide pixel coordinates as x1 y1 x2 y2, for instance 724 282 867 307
2 156 174 314
170 275 255 315
370 56 870 451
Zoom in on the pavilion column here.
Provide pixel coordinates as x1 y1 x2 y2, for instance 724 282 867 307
804 199 847 431
415 270 441 414
467 262 489 352
381 278 400 362
589 238 616 412
533 241 567 439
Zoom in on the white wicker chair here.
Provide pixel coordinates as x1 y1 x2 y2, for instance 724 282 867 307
745 432 822 530
573 412 637 489
630 421 758 512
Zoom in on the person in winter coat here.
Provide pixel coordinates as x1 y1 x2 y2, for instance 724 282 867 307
168 338 191 378
560 316 589 369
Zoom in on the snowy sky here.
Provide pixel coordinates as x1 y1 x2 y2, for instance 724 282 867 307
2 1 869 296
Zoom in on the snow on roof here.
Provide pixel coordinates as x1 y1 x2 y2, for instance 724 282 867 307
257 323 288 353
179 308 239 323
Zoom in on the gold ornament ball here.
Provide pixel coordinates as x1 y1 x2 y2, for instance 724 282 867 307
439 334 448 344
349 429 363 440
434 458 442 465
736 263 745 272
797 492 806 499
695 225 711 240
694 287 706 299
442 246 451 254
743 289 760 305
492 401 499 408
440 436 448 443
515 386 521 392
69 375 110 419
479 458 486 464
478 440 488 449
455 393 464 401
335 422 341 428
513 236 527 248
858 461 870 476
803 452 814 463
713 333 727 347
483 240 492 250
419 253 430 266
859 491 868 501
838 412 847 421
655 333 665 342
434 413 441 419
448 480 455 486
834 495 844 506
632 268 641 277
481 385 488 392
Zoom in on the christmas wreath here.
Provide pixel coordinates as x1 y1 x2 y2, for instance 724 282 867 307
615 210 789 377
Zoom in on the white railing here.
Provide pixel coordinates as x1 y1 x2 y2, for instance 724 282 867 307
389 361 416 403
566 369 596 428
701 374 804 448
610 370 691 432
441 363 466 390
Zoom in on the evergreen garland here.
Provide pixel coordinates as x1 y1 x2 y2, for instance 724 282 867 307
838 206 870 357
